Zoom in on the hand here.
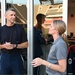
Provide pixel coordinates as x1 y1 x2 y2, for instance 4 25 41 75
3 42 14 50
32 58 43 67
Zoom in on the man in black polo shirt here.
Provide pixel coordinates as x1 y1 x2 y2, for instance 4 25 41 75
0 8 28 75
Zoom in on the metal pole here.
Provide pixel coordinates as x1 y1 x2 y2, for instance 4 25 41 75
62 0 68 34
27 0 33 75
1 0 6 26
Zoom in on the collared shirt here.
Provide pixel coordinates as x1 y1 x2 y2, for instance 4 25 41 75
46 36 67 75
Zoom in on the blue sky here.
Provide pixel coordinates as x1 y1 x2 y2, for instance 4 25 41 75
34 0 40 5
0 0 62 5
0 0 40 5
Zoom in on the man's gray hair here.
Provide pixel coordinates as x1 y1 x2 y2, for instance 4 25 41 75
6 8 16 14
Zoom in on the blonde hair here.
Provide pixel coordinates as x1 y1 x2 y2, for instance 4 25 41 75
53 20 68 46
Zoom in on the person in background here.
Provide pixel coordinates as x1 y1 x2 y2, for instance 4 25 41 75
32 20 68 75
0 8 28 75
33 13 46 75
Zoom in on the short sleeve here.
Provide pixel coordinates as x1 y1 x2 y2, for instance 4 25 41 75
56 44 67 60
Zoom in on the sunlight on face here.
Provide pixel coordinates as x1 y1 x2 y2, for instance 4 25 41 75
5 11 16 24
48 22 56 35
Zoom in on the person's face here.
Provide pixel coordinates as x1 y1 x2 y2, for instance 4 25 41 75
48 22 56 35
42 18 45 24
5 10 16 24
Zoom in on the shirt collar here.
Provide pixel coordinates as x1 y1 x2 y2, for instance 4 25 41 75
53 36 62 45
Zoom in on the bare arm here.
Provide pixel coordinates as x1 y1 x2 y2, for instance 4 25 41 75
0 42 14 50
0 41 28 50
42 59 66 73
14 41 28 49
32 58 66 73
